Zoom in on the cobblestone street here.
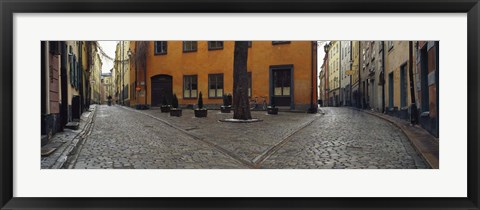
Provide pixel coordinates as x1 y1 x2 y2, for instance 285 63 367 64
66 105 427 169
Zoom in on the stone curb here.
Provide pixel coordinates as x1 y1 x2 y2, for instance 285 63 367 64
48 105 97 169
350 107 439 169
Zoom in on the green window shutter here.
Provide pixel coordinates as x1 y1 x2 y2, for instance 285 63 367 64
74 57 77 89
70 55 74 86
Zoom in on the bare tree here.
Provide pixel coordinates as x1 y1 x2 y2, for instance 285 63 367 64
233 41 252 120
134 41 148 74
132 41 149 105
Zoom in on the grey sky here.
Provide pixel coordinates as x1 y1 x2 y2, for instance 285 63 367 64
98 41 117 73
317 41 327 97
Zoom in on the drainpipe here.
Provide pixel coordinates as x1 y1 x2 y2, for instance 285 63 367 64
358 41 361 108
381 41 386 113
350 41 353 106
144 42 148 106
408 41 418 124
338 41 341 107
435 41 439 136
122 41 124 106
308 41 316 113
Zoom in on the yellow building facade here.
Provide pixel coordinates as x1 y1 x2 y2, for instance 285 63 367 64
327 41 340 106
114 41 131 106
129 41 317 111
385 41 414 111
90 53 102 104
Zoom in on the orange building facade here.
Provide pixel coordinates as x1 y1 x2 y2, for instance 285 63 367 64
129 41 317 111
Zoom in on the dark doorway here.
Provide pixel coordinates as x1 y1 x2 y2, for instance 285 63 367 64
270 67 292 107
400 64 408 108
151 75 173 107
60 42 68 128
420 46 429 112
389 72 394 108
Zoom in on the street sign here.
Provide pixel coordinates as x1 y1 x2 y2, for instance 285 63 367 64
345 70 355 75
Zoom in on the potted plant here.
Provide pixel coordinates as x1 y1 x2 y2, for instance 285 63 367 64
160 95 171 113
169 94 182 117
194 92 207 118
267 96 278 115
220 94 232 113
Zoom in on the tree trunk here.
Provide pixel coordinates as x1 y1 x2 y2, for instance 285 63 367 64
233 41 252 120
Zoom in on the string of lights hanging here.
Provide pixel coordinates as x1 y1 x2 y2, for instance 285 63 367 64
97 42 130 63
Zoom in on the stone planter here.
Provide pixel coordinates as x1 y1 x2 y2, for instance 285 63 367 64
170 109 182 117
267 107 278 115
160 105 171 113
220 105 231 113
194 109 208 118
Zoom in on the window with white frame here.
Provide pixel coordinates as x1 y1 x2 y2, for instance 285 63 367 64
154 41 167 55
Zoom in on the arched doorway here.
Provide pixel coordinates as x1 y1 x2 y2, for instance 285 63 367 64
151 74 173 107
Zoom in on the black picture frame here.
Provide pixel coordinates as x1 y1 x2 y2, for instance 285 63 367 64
1 0 479 209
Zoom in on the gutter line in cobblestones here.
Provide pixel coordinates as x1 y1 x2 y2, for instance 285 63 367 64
119 106 256 169
253 114 322 168
64 110 97 169
51 106 97 169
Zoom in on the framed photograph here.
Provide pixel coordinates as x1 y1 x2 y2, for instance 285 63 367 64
1 0 479 209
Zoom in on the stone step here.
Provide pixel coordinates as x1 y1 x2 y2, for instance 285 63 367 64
41 135 49 146
41 147 56 156
65 122 80 130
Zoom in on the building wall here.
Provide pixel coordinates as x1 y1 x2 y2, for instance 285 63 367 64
319 67 325 107
42 42 62 144
368 41 384 112
66 41 81 108
360 41 384 110
416 41 439 137
385 41 411 110
322 49 329 107
327 41 340 106
81 41 89 110
340 41 351 106
90 51 102 104
351 41 360 108
101 74 113 104
139 41 316 110
114 41 131 105
129 41 147 106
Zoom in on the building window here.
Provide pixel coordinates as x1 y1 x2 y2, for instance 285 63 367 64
208 41 224 50
49 41 61 55
388 41 394 51
208 74 223 98
273 70 291 96
154 41 167 55
272 41 291 45
183 41 197 52
183 75 198 99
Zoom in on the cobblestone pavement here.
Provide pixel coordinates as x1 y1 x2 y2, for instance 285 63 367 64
68 105 427 169
260 107 427 169
139 108 321 165
69 105 247 169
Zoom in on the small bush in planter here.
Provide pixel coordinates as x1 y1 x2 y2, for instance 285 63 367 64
169 94 182 117
221 94 232 113
267 97 278 115
194 92 208 118
160 95 171 113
